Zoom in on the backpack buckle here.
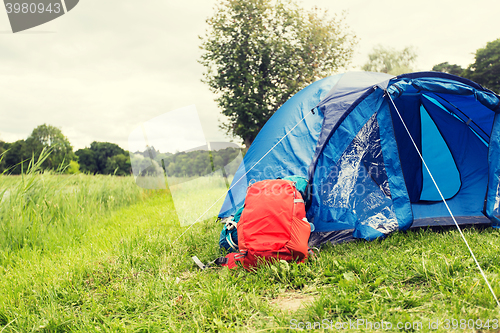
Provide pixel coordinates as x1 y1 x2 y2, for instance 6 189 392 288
234 250 247 260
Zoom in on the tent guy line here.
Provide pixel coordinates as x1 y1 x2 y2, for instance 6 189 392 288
169 71 500 309
387 91 500 308
171 110 314 245
215 71 500 307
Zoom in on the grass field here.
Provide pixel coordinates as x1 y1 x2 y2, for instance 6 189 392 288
1 170 500 332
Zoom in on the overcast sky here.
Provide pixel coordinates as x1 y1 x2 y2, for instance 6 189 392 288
0 0 499 152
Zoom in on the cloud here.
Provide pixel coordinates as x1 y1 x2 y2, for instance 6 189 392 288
0 0 226 149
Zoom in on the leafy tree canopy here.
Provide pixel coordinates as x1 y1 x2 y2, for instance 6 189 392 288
66 160 80 174
3 140 28 174
104 154 131 176
25 124 75 171
199 0 356 148
432 62 464 76
75 148 97 174
362 45 417 76
0 141 7 172
90 141 126 174
77 142 129 175
463 38 500 93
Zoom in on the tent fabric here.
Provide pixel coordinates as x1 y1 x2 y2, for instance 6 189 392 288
218 71 500 246
307 72 393 182
486 113 500 226
218 74 343 218
375 96 414 233
419 104 461 201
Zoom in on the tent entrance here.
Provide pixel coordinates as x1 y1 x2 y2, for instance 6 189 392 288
390 93 462 203
389 89 490 223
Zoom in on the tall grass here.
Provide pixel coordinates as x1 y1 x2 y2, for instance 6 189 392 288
0 150 145 257
2 152 500 331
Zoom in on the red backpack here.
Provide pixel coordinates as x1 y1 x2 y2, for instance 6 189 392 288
234 179 311 270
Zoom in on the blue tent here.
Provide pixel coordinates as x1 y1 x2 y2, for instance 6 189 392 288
218 71 500 245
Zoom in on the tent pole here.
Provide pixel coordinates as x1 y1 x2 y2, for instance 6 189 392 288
386 91 500 308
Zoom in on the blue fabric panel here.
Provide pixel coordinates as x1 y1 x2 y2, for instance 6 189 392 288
421 94 490 145
411 216 491 227
308 88 374 183
411 99 489 219
218 75 342 218
419 105 461 201
485 113 500 227
308 72 393 182
309 90 400 240
311 113 398 237
317 72 393 111
377 100 413 231
389 93 422 202
351 116 397 238
353 224 385 241
388 74 500 112
309 113 394 232
397 71 492 92
361 131 390 196
432 93 496 139
309 88 388 191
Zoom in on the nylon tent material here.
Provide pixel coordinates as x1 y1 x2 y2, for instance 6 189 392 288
218 71 500 246
218 74 343 218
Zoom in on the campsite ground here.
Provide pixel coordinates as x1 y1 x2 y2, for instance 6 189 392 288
1 174 500 332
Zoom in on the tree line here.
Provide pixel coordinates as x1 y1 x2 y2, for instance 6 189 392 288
130 145 242 178
0 124 243 177
0 124 78 174
431 38 500 93
0 124 134 176
360 39 499 93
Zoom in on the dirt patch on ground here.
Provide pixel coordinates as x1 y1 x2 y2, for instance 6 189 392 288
270 292 316 312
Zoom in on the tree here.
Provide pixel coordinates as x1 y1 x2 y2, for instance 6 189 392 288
0 141 7 173
432 62 464 76
463 38 500 93
66 160 80 174
77 142 130 175
199 0 356 148
3 140 28 174
362 45 417 75
130 153 163 177
104 154 131 176
89 141 126 174
25 124 76 170
75 148 97 174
